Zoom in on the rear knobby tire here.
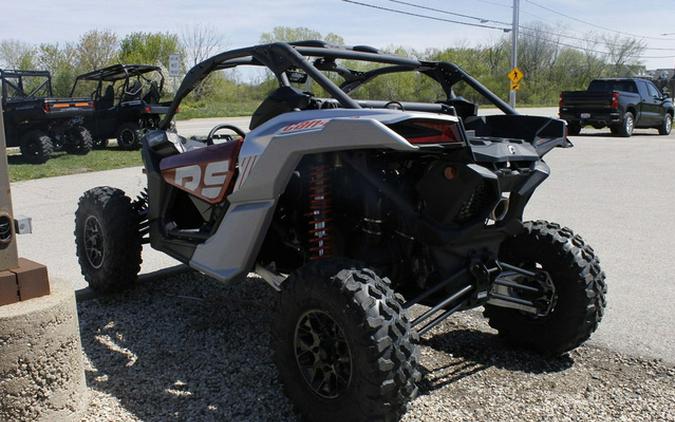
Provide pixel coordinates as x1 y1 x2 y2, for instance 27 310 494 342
74 186 142 292
484 220 607 355
116 122 141 150
64 125 93 155
19 130 54 164
658 113 672 135
271 258 420 422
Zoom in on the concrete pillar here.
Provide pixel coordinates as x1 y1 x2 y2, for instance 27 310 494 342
0 86 88 420
0 278 88 421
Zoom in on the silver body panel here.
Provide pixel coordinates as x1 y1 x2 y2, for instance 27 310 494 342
189 108 458 281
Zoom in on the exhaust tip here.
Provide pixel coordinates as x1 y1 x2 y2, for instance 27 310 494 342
490 197 509 221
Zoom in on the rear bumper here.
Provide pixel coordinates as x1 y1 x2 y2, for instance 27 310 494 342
559 111 622 127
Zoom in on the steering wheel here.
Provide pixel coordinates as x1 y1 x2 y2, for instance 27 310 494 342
384 101 404 111
206 124 247 145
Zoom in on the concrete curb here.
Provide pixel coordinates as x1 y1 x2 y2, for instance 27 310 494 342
0 278 88 422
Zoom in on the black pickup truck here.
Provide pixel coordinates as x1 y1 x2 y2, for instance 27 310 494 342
559 78 673 137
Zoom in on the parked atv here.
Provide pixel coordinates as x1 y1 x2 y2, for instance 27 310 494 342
70 64 170 150
74 41 607 422
1 69 93 163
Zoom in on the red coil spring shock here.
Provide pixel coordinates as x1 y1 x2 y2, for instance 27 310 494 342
306 163 333 260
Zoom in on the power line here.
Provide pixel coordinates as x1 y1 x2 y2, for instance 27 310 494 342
518 24 675 53
524 0 675 41
470 0 513 9
342 0 675 59
385 0 511 26
518 27 675 59
389 0 675 52
340 0 511 32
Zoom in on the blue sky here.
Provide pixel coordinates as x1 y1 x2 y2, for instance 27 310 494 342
1 0 674 69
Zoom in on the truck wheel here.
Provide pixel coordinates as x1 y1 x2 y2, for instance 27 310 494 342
19 130 54 164
64 126 93 155
567 123 581 136
615 112 634 137
74 187 142 293
271 259 420 422
484 220 607 356
658 113 672 135
116 122 141 150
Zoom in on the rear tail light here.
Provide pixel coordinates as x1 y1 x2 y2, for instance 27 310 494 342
611 91 619 110
144 105 152 113
390 119 463 145
559 94 564 109
43 103 51 113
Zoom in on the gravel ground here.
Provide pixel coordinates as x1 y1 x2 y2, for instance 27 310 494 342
78 271 675 422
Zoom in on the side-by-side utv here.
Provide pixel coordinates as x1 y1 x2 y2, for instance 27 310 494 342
74 41 607 422
1 69 93 163
70 64 170 149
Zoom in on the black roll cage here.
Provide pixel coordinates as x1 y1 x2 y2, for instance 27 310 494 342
70 64 165 100
0 69 53 100
159 40 517 129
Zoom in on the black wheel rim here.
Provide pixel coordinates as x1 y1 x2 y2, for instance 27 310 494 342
509 261 558 318
84 215 104 269
294 310 352 399
119 129 136 146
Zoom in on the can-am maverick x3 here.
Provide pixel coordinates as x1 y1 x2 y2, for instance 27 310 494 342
75 41 606 422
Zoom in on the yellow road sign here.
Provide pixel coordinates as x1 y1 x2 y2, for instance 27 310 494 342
507 67 524 84
510 80 521 91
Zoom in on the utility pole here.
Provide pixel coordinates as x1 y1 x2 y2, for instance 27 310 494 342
510 0 520 108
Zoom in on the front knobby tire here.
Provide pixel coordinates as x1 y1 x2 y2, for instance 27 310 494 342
74 187 142 292
484 220 607 356
271 259 420 422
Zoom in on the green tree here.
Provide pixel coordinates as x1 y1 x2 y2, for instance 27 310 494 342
0 40 36 70
76 30 119 71
120 32 182 69
36 43 80 96
259 26 345 45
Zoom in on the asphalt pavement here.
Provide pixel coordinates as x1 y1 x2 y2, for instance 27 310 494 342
9 109 675 365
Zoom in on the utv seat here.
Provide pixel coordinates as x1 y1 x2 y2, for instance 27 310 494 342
98 85 115 109
143 81 160 104
123 80 143 102
249 86 312 130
